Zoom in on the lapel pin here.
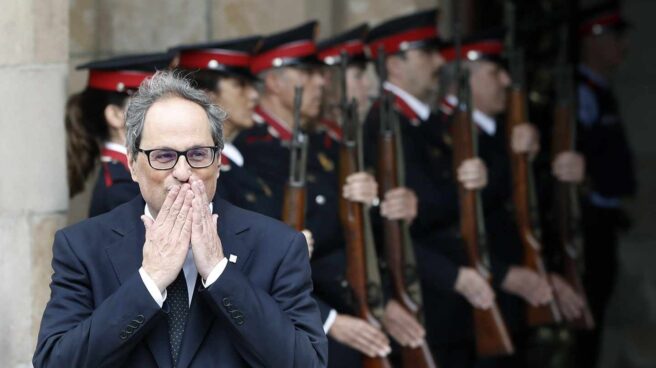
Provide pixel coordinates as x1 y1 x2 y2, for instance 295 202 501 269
229 254 238 263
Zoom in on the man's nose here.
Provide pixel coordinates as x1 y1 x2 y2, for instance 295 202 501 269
172 155 192 182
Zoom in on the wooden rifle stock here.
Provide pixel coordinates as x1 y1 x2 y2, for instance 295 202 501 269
340 100 391 368
451 77 514 357
377 107 437 368
552 71 595 330
282 86 308 231
506 86 562 326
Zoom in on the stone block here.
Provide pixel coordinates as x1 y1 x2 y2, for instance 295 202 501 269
0 215 35 367
0 212 66 367
98 0 209 54
31 214 65 343
0 65 68 213
69 0 98 56
0 0 34 66
211 0 307 39
34 0 69 63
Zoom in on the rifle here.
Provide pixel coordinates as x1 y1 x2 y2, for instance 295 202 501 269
552 26 595 330
372 49 437 368
338 54 391 368
450 7 514 356
281 86 308 231
505 0 562 326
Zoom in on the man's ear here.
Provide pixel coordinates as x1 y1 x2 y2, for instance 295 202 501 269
127 153 139 183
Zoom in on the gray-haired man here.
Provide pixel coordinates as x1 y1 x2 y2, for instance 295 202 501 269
34 71 328 368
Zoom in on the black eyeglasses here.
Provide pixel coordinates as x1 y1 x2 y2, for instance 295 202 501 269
138 146 219 170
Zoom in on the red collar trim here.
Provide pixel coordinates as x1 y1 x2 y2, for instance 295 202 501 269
178 49 251 70
441 40 504 62
321 119 343 141
254 106 293 141
318 40 365 64
100 147 129 170
367 26 438 59
251 40 316 74
439 97 456 115
88 70 153 92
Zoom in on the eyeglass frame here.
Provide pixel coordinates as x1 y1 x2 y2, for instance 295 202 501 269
137 146 220 170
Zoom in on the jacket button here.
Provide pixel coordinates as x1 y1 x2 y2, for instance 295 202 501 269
135 314 145 324
119 331 128 340
222 297 231 307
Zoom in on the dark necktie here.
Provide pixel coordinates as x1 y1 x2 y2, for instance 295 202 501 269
166 271 189 366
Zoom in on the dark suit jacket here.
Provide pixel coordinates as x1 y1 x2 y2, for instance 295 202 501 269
33 196 328 367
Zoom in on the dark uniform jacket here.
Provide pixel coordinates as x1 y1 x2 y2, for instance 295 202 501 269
89 145 140 217
363 88 473 345
577 66 636 203
216 142 278 217
234 107 352 321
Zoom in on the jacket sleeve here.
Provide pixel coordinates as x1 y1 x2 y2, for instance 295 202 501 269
33 231 164 368
200 231 328 368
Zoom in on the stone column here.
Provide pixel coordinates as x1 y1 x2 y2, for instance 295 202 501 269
0 0 69 366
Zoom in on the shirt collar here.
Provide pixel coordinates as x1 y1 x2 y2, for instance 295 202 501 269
384 81 431 121
578 64 609 89
445 94 497 136
221 143 244 167
104 142 128 155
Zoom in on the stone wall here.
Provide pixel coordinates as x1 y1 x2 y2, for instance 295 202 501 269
0 0 69 367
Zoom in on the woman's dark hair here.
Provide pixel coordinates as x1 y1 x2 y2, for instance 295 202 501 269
65 88 128 197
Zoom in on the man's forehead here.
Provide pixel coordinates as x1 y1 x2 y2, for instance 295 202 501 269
141 97 213 145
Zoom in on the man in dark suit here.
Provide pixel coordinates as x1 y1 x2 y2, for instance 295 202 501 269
33 71 328 367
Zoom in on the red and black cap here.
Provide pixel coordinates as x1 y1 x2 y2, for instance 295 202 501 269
251 21 321 75
441 28 505 64
317 24 369 66
579 2 629 37
366 8 440 59
77 52 173 93
172 36 262 80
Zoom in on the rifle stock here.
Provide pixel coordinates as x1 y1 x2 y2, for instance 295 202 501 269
552 67 595 330
505 0 561 326
377 120 437 368
282 86 308 231
340 100 391 368
451 80 515 357
506 86 562 326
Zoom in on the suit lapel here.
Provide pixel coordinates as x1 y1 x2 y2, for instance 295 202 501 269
103 197 173 368
176 198 253 367
214 198 254 272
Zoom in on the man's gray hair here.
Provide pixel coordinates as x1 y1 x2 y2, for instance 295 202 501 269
125 70 227 161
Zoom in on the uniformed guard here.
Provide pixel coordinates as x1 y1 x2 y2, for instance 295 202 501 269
233 21 391 367
171 36 279 216
67 52 172 217
362 9 494 367
317 24 430 364
317 23 372 122
576 3 636 367
439 29 588 367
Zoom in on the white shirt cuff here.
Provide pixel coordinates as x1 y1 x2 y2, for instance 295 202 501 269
139 267 167 308
323 309 338 333
202 257 229 288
